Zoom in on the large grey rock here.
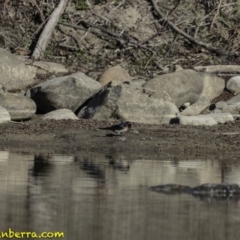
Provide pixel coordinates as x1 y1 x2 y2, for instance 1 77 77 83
0 106 11 123
42 109 78 120
30 72 101 113
226 76 240 94
0 91 36 120
179 115 218 126
143 69 225 116
0 48 36 90
78 82 179 124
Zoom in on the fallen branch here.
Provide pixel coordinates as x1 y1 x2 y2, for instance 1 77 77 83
194 65 240 73
149 0 239 57
31 0 70 60
60 21 155 54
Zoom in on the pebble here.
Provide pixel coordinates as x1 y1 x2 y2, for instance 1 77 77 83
118 137 127 141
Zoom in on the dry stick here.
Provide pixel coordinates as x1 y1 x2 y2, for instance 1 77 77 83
149 0 239 57
31 0 70 60
86 0 110 23
60 22 156 54
210 0 222 30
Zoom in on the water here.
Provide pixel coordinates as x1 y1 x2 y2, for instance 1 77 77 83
0 151 240 240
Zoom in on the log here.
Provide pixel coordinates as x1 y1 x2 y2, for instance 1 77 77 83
31 0 70 60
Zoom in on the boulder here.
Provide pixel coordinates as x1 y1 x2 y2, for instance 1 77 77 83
42 109 78 120
226 76 240 95
0 48 36 90
179 115 218 126
78 82 179 124
0 91 36 120
98 65 132 86
0 106 11 123
143 69 225 116
30 72 101 113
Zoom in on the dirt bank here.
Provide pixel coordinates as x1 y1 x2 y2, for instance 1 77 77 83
0 117 239 158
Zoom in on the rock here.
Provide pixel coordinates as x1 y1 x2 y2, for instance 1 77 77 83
178 115 218 126
174 65 184 71
131 79 146 88
215 101 227 109
42 109 78 120
181 97 211 116
150 183 240 198
207 113 234 123
78 82 179 124
0 91 36 120
30 72 101 113
25 60 69 75
222 103 240 114
0 106 11 123
183 72 225 115
226 76 240 94
212 108 222 113
98 65 132 86
0 48 36 90
226 94 240 104
233 114 240 120
143 69 225 116
144 70 203 108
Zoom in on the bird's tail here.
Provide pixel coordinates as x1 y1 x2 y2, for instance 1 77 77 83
99 127 113 130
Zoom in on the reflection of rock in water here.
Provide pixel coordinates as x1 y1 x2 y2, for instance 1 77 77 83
32 154 52 177
150 183 240 200
106 155 130 171
74 156 105 180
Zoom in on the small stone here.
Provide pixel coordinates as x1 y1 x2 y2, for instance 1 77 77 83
118 137 127 141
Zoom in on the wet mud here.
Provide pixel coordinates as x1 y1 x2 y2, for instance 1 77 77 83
0 117 239 158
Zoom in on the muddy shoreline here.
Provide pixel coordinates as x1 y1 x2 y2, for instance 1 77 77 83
0 118 239 158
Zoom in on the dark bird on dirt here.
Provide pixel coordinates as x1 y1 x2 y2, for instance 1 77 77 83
99 121 132 135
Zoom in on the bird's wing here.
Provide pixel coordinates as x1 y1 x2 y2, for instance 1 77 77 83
112 123 125 130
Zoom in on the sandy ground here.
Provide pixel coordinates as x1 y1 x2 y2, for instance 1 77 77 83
0 117 239 159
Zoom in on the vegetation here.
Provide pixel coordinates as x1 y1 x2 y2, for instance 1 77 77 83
1 0 240 79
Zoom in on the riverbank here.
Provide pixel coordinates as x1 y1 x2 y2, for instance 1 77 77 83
0 117 239 157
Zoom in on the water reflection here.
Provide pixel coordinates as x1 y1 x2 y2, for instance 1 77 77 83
0 151 239 239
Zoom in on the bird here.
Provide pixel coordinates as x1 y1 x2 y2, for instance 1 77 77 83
99 121 132 135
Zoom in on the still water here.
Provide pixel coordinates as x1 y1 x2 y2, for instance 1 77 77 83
0 151 240 240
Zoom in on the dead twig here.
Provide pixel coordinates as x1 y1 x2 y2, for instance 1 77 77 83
60 21 156 54
210 0 222 30
149 0 239 57
86 0 110 23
